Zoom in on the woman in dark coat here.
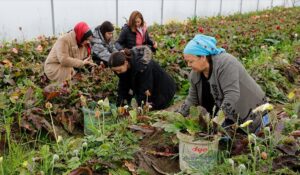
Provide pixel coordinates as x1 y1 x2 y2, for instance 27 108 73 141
115 11 157 52
108 46 175 110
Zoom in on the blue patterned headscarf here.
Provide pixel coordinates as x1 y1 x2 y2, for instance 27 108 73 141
183 34 225 56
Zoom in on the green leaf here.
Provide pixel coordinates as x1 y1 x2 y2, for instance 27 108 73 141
264 38 280 45
103 97 110 111
189 106 200 119
163 123 181 133
131 98 138 109
213 110 225 126
129 109 137 123
66 157 81 170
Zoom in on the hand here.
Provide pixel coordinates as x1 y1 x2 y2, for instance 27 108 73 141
99 61 106 69
153 41 158 49
83 56 97 66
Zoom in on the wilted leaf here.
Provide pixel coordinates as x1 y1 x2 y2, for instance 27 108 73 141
146 150 176 157
9 91 20 104
20 120 37 134
22 108 67 138
272 155 300 171
43 82 70 100
11 47 18 54
1 59 13 68
57 109 76 133
231 138 249 156
124 160 136 173
291 130 300 138
4 74 15 85
128 124 154 133
35 45 43 52
277 142 299 156
137 115 151 122
69 167 92 175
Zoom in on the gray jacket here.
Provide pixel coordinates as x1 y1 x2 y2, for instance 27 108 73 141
91 29 118 63
179 53 267 132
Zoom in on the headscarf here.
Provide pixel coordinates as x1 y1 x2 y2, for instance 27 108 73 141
183 34 225 56
74 22 93 55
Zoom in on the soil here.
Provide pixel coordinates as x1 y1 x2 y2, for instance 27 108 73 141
134 128 180 175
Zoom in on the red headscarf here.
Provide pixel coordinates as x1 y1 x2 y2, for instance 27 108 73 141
74 22 92 56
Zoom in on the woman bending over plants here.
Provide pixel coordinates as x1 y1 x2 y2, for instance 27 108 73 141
108 46 175 110
178 34 269 133
44 22 96 82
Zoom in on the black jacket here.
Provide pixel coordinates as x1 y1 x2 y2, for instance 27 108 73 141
115 24 156 52
116 46 175 110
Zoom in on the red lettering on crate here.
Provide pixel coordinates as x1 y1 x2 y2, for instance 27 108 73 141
192 146 208 154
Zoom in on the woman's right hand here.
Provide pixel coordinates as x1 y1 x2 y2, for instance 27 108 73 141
83 56 96 66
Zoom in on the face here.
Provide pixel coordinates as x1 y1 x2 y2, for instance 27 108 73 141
111 61 129 74
184 54 208 72
81 35 93 45
105 31 113 42
135 18 142 28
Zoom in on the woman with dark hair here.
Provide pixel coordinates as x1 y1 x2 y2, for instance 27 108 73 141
91 21 118 65
115 11 157 52
44 22 95 82
108 46 175 110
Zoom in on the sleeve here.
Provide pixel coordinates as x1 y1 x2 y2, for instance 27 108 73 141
178 79 199 117
111 42 118 53
115 28 127 50
145 31 156 52
55 38 84 68
145 31 154 46
135 63 153 105
218 61 240 120
92 41 111 63
117 73 132 106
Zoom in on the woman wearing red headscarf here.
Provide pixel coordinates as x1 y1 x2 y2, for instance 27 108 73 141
44 22 96 82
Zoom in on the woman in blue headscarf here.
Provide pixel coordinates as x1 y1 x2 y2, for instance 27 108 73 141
178 34 268 134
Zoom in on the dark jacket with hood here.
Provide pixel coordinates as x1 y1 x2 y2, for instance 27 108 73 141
117 46 175 110
115 24 156 52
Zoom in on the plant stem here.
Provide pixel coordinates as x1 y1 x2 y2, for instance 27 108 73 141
51 160 54 175
48 109 58 144
0 163 4 175
102 106 105 135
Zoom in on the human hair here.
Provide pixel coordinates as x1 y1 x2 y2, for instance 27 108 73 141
99 21 114 38
128 11 144 32
197 55 212 61
108 49 132 68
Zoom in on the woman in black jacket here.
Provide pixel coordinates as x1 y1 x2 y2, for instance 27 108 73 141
115 11 157 52
108 46 175 110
